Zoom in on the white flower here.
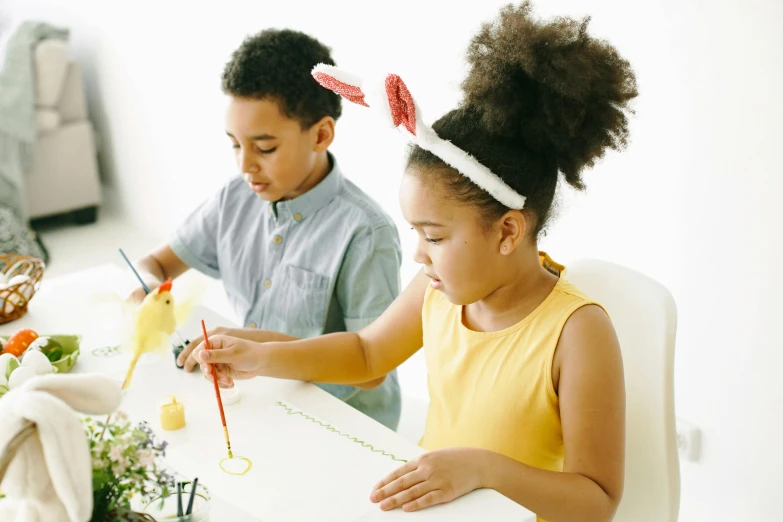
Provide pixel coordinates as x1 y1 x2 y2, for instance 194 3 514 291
109 445 124 462
137 449 155 468
93 458 106 469
112 457 131 476
93 442 105 455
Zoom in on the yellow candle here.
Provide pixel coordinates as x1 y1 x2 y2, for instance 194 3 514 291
159 396 186 431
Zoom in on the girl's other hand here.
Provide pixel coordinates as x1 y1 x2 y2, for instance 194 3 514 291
369 448 487 512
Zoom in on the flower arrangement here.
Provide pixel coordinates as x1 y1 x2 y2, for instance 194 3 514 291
83 412 176 522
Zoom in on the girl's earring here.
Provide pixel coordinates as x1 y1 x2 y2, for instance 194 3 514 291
502 245 508 253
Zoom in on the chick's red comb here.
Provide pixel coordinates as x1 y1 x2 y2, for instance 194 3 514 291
157 277 172 293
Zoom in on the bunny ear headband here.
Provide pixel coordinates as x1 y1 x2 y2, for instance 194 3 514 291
311 64 526 210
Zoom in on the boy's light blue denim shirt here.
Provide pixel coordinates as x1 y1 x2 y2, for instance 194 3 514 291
171 154 402 429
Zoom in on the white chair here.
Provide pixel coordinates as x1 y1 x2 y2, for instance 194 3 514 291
28 38 102 223
566 258 680 522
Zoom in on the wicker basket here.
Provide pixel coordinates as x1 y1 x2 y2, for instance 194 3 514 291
0 421 35 481
0 254 45 325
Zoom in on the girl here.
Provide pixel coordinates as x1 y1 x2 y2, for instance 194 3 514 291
194 3 637 521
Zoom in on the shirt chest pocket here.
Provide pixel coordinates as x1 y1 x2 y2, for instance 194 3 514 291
272 265 331 335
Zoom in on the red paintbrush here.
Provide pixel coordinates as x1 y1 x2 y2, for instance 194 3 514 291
201 320 234 459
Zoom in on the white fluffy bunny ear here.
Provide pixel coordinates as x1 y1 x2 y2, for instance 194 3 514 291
14 389 95 521
21 373 122 415
312 63 369 106
311 63 394 128
0 374 119 522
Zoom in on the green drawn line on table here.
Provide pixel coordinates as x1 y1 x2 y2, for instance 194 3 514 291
91 345 121 357
275 401 408 463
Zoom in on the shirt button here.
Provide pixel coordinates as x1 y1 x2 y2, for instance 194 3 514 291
248 322 257 328
264 279 272 289
294 213 302 222
273 235 283 244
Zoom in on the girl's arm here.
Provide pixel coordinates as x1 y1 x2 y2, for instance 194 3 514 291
480 304 625 522
372 304 625 522
531 304 625 520
196 270 430 387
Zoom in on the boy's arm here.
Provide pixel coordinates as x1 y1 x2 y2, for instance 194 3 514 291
129 185 227 302
136 245 190 284
128 245 190 302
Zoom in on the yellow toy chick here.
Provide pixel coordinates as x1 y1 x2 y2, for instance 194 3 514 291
122 278 192 389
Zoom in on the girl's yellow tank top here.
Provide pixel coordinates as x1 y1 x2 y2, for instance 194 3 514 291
419 252 602 480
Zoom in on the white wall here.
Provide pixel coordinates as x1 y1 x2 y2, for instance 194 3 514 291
3 0 782 520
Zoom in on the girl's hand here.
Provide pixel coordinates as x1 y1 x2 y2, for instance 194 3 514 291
370 448 487 512
178 326 244 372
192 335 266 387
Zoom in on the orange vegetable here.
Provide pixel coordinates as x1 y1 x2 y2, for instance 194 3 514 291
3 329 39 357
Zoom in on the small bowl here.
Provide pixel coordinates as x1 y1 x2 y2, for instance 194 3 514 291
46 334 81 373
141 482 211 522
0 334 80 373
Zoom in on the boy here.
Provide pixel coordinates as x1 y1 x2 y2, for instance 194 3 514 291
130 29 402 430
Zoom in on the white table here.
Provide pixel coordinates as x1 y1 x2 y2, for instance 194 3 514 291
1 264 535 522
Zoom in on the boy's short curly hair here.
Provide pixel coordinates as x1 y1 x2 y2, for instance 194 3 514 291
408 2 638 238
221 29 342 128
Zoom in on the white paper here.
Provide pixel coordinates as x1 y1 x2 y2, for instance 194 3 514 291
353 488 537 522
119 372 411 521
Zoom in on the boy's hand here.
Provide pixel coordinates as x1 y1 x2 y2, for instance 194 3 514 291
369 448 488 512
127 287 148 304
192 334 264 387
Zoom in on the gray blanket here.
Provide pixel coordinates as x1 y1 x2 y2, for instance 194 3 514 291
0 21 69 223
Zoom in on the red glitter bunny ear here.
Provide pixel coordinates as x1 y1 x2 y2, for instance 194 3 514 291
384 74 417 136
312 69 369 107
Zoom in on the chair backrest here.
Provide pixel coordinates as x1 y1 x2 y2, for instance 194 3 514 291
565 258 680 522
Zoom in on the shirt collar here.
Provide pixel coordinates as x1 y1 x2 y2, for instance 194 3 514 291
268 153 343 221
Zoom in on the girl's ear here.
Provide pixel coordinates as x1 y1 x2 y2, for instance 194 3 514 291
311 116 335 153
498 210 528 254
